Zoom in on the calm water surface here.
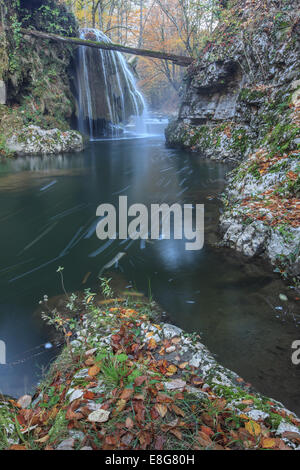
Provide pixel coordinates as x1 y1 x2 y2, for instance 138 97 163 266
0 129 299 413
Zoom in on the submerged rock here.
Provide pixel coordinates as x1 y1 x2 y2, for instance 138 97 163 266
6 125 84 156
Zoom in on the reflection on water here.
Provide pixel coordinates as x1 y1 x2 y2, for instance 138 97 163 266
0 131 299 414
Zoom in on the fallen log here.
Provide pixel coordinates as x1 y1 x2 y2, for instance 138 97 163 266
19 28 194 67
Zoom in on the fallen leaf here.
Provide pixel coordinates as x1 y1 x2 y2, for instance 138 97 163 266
88 365 100 377
261 437 276 449
148 338 157 350
171 404 185 417
121 432 133 446
155 404 168 417
282 431 300 443
200 425 214 437
166 364 177 376
83 391 96 400
169 428 182 440
154 435 166 450
115 399 127 413
125 417 134 429
245 420 261 437
120 388 134 400
178 362 188 369
34 434 50 443
134 375 147 387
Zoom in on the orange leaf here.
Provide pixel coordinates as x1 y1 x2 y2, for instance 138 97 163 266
178 362 188 369
261 438 276 449
166 364 177 376
120 388 134 400
148 338 157 350
125 417 134 429
83 391 95 400
88 365 100 377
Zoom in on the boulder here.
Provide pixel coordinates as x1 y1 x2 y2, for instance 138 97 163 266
6 126 84 156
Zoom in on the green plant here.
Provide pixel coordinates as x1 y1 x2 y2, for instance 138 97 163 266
8 13 22 74
97 353 130 387
40 385 62 409
99 277 114 299
48 410 69 443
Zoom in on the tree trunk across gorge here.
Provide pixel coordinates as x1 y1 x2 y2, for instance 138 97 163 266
19 28 194 67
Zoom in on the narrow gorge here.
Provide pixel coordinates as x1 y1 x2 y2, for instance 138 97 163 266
0 0 299 452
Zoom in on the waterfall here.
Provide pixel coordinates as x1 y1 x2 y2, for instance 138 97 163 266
75 29 147 139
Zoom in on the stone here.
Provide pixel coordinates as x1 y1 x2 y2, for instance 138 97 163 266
17 395 32 409
69 430 85 442
88 409 110 423
73 368 89 379
6 126 84 156
165 345 176 354
164 379 186 390
85 348 97 357
67 389 83 403
162 323 183 339
56 438 75 450
245 409 269 421
276 422 300 437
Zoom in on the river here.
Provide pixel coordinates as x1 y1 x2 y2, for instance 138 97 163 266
0 122 299 414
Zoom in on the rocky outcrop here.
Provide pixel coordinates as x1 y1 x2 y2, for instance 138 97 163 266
165 0 300 279
165 1 299 163
0 0 79 156
6 125 83 156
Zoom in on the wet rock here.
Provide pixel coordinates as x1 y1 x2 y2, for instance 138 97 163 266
56 438 75 450
6 126 84 156
162 323 183 339
17 395 32 409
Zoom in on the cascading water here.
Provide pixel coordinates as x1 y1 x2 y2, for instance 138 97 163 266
75 29 147 139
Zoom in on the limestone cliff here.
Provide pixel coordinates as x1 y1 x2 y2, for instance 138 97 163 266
165 0 300 280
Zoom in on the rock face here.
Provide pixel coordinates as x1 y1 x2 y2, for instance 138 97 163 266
6 126 83 156
165 0 300 278
165 1 299 163
0 1 79 156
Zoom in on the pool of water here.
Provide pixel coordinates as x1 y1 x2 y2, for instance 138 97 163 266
0 131 299 413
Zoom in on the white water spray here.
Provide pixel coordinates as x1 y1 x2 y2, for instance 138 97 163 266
76 29 147 139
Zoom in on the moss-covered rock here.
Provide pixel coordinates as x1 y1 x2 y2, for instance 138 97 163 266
0 0 79 157
165 0 300 163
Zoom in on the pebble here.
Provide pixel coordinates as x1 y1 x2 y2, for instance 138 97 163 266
17 395 32 409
